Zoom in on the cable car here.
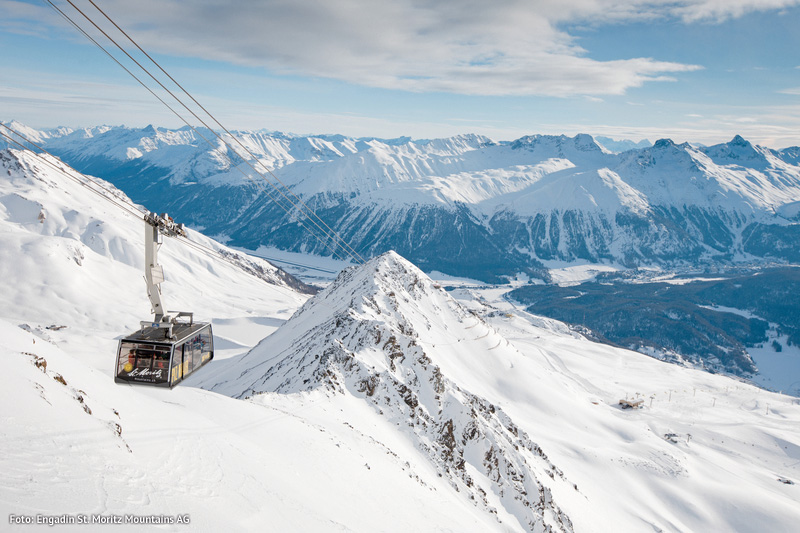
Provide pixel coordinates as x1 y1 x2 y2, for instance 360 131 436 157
115 316 213 387
115 212 213 387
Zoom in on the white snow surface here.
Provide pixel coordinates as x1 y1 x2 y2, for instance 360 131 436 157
543 262 622 286
1 148 800 532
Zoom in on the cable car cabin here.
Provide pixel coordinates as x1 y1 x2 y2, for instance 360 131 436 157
115 322 213 387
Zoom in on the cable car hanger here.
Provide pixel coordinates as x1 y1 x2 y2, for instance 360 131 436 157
142 211 193 338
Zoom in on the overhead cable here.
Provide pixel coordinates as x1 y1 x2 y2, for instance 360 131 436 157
1 125 308 297
52 0 365 264
84 0 366 264
43 0 307 240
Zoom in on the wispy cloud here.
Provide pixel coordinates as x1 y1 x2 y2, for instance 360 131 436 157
5 0 798 144
20 0 792 97
544 122 800 149
554 103 800 148
669 0 800 22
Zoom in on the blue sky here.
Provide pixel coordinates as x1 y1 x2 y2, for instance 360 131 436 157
2 0 799 147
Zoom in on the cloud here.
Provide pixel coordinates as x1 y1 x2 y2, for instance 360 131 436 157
669 0 800 22
8 0 796 97
542 0 800 24
546 110 800 149
0 0 72 38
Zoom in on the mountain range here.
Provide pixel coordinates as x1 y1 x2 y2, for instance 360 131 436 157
2 145 799 531
5 121 800 283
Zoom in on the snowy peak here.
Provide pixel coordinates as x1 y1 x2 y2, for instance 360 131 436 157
594 136 652 153
218 250 465 395
2 120 58 145
11 121 800 212
615 138 702 187
780 146 800 165
609 135 800 212
731 134 749 146
511 133 609 159
639 137 696 163
700 134 772 168
417 133 496 154
211 251 576 532
652 138 675 149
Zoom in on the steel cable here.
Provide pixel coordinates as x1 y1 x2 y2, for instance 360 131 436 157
84 0 366 264
44 0 346 262
56 0 365 264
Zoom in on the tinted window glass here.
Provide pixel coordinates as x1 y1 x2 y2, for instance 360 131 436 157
200 328 213 363
116 342 171 384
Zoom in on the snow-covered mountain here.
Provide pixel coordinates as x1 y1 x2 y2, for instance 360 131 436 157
0 148 310 331
2 147 800 531
6 121 800 282
594 136 652 153
207 251 576 531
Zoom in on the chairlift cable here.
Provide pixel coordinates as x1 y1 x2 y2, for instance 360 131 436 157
60 0 365 264
45 0 353 264
84 0 367 265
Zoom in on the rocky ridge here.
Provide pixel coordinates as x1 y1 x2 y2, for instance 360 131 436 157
210 251 576 532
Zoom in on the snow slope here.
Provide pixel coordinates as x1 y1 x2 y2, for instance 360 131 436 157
455 286 800 532
2 147 799 532
0 148 505 531
0 149 307 337
206 251 800 532
206 251 578 532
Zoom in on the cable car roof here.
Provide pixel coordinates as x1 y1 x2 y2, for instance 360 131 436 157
122 322 211 345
